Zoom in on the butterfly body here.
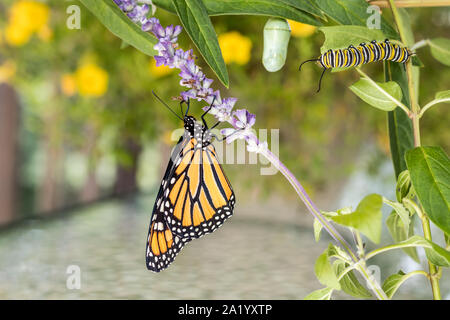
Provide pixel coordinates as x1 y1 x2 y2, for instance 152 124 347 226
146 114 235 272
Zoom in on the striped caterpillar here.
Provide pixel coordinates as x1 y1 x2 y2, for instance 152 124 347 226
299 39 414 92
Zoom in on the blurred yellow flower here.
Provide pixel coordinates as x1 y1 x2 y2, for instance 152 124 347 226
9 0 49 33
149 59 173 78
288 20 316 38
61 73 77 97
4 23 32 46
0 60 17 83
218 31 252 65
5 0 50 47
75 63 109 97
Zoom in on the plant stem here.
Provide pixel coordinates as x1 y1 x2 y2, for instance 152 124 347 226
419 98 450 118
411 39 429 51
388 0 442 299
421 215 442 299
260 148 389 300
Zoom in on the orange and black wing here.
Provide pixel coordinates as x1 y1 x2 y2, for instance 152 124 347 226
146 210 189 272
145 135 191 272
164 140 235 240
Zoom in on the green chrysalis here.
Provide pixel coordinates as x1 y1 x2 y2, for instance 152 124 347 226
262 18 291 72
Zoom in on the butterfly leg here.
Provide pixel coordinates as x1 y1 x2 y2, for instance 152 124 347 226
211 128 244 142
180 98 190 117
201 96 216 128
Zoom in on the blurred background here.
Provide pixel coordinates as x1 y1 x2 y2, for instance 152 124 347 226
0 0 449 299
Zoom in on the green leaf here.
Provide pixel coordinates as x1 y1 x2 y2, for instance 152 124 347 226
304 287 333 300
333 260 372 298
319 26 385 54
383 198 410 233
386 211 419 262
396 8 414 47
395 8 422 67
435 90 450 101
154 0 322 26
349 78 403 112
315 0 397 39
425 242 450 267
327 243 352 262
382 270 411 299
396 170 414 202
79 0 158 56
172 0 229 87
313 219 323 242
429 38 450 66
277 0 325 18
332 194 383 244
315 249 341 290
384 62 414 178
405 147 450 236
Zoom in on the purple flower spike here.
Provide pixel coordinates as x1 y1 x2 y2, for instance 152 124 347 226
231 109 256 129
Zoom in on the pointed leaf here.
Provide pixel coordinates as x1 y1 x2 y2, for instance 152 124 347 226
332 194 383 243
277 0 325 18
333 260 372 298
382 270 408 299
314 0 397 39
349 78 403 112
315 249 341 290
313 218 323 242
327 243 352 262
436 90 450 100
396 170 414 202
79 0 158 56
429 38 450 66
154 0 322 25
405 147 450 236
386 211 419 262
319 26 385 54
172 0 229 87
383 198 410 233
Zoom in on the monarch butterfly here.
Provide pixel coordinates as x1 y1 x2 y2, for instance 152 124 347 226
146 94 235 272
299 39 414 92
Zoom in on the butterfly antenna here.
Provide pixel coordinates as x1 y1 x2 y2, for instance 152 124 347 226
152 91 183 121
299 58 319 71
316 68 327 93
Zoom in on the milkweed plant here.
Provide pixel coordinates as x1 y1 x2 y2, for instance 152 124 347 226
81 0 450 300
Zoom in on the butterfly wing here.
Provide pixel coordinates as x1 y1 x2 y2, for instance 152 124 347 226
145 135 191 272
146 210 189 272
165 140 235 240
